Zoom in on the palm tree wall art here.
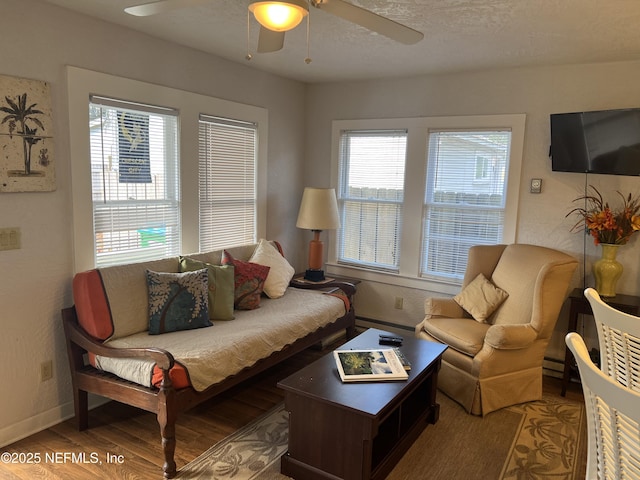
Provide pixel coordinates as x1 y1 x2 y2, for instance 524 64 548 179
0 74 55 192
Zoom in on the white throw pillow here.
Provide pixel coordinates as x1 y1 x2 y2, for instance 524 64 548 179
453 273 509 323
249 239 295 299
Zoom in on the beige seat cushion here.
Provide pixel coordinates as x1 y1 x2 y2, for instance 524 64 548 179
422 317 491 357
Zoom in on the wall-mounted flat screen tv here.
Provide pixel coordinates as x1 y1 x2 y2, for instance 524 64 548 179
550 108 640 176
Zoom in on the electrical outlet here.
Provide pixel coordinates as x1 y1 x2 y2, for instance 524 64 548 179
394 297 404 309
40 360 53 382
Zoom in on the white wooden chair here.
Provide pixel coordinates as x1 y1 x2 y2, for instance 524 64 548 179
584 287 640 392
565 332 640 480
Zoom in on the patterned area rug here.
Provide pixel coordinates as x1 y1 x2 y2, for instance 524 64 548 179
176 405 288 479
500 395 586 479
177 393 585 480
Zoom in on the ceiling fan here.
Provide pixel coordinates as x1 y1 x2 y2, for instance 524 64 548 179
124 0 424 54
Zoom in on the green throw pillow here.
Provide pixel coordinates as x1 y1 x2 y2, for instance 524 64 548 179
146 269 211 335
180 256 235 320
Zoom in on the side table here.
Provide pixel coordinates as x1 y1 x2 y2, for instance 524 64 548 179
290 273 361 288
561 287 640 396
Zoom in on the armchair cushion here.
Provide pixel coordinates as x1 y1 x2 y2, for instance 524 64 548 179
491 245 543 325
422 317 490 357
453 273 508 323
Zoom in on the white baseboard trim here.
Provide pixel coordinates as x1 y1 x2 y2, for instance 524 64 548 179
0 395 110 448
355 317 413 335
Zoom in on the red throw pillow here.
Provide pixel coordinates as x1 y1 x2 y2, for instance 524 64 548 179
222 251 270 310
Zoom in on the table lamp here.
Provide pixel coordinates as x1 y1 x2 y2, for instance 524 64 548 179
296 187 340 281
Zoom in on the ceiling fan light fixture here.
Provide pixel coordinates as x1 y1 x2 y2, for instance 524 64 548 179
249 0 309 32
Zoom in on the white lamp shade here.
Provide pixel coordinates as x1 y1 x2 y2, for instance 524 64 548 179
296 188 340 230
249 0 309 32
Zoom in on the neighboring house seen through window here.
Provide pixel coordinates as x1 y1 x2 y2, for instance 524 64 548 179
422 130 511 281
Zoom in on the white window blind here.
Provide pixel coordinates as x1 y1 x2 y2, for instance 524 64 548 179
421 130 511 280
198 115 257 251
338 130 407 271
89 96 180 267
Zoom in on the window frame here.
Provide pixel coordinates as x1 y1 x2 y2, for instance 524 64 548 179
88 97 181 267
337 129 408 272
67 67 268 272
328 115 525 295
421 129 513 282
198 114 258 252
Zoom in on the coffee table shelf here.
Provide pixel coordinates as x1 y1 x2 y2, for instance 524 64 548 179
278 328 447 480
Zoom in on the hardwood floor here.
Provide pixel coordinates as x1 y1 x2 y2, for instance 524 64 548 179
0 341 585 480
0 344 328 480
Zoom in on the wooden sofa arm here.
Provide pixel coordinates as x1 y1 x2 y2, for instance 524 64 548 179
62 307 175 371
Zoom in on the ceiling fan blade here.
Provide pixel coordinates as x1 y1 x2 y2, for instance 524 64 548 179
257 27 285 53
313 0 423 45
124 0 209 17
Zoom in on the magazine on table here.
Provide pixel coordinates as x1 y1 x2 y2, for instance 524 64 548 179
393 347 411 371
333 348 409 382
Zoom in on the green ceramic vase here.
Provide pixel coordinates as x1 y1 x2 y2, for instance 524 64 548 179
593 244 623 297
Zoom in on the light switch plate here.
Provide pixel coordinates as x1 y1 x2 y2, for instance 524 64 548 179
530 178 542 194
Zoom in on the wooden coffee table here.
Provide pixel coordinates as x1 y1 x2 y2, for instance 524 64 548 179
278 327 447 480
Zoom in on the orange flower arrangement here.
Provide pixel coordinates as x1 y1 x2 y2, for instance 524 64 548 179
568 185 640 245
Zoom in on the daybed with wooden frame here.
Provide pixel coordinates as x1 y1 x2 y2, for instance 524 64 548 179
61 241 356 478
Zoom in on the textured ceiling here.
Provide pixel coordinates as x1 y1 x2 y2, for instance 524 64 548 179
43 0 640 83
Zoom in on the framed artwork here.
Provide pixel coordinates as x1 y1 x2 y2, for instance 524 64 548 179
0 74 55 192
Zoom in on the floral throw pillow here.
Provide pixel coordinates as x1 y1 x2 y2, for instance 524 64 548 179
222 251 270 310
146 269 211 335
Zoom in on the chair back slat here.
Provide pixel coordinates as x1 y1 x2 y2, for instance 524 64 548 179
566 332 640 480
585 287 640 392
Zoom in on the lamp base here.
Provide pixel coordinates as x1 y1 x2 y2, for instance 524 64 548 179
304 269 325 282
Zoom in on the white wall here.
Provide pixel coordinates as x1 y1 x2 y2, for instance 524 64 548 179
0 0 307 447
306 62 640 362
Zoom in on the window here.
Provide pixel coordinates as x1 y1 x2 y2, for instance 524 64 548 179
337 130 407 271
68 67 268 272
89 96 180 267
198 115 257 251
330 115 525 291
421 130 511 281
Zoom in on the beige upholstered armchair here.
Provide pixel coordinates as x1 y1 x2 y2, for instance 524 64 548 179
415 244 578 416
